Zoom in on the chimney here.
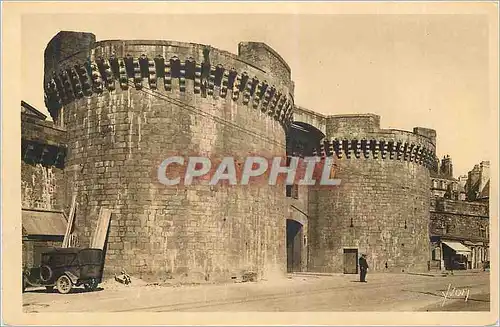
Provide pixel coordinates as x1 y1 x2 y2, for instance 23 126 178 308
440 155 453 178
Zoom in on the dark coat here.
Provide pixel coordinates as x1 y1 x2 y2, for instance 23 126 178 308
359 257 369 270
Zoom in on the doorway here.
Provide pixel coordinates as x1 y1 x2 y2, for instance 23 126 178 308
286 219 303 272
343 248 358 274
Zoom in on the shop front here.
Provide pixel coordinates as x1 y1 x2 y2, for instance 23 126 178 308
442 240 472 270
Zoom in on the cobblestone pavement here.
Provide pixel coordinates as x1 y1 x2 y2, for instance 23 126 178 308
23 271 490 312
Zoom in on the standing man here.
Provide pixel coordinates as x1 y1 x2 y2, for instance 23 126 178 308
359 254 369 282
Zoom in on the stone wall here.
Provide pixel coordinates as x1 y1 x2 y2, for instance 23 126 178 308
308 114 436 273
43 31 96 122
43 32 295 282
21 113 67 210
292 106 327 135
238 42 294 94
430 198 489 241
21 162 65 210
325 114 381 136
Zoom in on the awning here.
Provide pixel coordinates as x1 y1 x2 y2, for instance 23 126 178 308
22 209 67 236
442 240 472 255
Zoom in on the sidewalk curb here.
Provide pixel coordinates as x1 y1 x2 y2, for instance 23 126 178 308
289 272 339 277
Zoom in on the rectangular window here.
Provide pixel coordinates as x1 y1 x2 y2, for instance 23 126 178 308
286 184 299 199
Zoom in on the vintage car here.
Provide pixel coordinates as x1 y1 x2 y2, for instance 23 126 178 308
23 247 103 294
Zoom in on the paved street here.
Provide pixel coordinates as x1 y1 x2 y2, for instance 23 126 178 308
23 271 490 312
423 292 490 312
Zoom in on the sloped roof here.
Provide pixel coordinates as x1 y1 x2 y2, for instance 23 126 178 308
480 179 490 199
22 209 67 236
21 101 47 120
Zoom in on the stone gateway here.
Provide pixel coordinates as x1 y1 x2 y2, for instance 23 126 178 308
20 30 486 283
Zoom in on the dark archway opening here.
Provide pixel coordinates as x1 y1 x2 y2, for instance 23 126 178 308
286 219 303 273
286 121 325 158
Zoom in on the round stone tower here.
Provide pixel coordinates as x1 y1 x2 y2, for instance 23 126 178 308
43 31 294 282
308 114 437 273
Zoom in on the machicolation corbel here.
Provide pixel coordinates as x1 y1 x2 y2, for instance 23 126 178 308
44 53 297 127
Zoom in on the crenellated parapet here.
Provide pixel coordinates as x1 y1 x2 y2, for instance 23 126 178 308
288 111 438 171
311 138 437 169
43 37 295 128
307 114 438 170
21 104 67 169
21 139 67 169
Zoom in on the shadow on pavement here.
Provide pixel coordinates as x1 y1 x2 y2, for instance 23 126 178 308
25 287 104 294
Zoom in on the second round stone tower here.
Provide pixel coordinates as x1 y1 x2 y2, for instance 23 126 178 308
308 114 437 273
43 31 294 281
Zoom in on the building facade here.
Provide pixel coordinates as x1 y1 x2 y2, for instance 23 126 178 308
21 100 68 269
429 156 490 271
429 197 489 270
466 161 490 202
20 30 489 282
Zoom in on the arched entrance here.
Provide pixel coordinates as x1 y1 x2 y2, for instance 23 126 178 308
286 219 304 272
286 121 326 157
285 120 320 274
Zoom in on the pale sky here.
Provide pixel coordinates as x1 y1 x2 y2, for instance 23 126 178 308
21 13 493 177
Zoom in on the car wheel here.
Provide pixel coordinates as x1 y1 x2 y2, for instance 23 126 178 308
55 275 72 294
40 265 53 283
84 278 98 292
